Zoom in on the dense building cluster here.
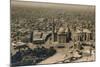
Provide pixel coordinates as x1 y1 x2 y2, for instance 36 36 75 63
11 1 95 66
11 2 95 45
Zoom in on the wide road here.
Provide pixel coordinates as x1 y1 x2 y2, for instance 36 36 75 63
38 53 66 64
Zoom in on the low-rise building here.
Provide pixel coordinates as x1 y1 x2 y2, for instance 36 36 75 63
33 30 52 44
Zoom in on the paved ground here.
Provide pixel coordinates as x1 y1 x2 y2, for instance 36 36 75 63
38 53 66 64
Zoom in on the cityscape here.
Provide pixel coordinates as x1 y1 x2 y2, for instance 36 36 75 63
11 1 95 66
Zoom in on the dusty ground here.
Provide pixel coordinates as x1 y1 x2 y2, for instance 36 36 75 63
11 38 95 64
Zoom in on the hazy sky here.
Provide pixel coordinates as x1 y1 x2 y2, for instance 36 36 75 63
14 0 95 5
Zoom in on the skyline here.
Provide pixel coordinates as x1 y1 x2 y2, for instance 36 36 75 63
12 0 96 5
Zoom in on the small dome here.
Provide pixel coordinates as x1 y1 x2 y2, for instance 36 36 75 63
83 29 91 33
76 29 82 33
65 28 68 32
58 27 65 33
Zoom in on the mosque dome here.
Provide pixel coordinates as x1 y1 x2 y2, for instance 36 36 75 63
58 27 65 34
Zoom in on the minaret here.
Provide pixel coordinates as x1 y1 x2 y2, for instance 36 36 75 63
66 25 72 43
52 17 56 42
27 30 33 43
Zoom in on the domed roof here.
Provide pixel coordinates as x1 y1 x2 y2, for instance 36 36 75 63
58 27 65 33
65 28 68 32
76 29 82 33
65 27 71 32
83 29 91 33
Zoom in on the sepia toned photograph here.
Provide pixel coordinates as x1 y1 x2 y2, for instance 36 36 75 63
11 0 95 66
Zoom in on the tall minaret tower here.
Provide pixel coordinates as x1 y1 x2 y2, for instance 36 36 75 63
51 17 59 42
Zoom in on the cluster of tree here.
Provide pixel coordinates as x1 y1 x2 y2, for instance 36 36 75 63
11 46 56 66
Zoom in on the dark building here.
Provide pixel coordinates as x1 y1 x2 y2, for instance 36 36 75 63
32 30 52 44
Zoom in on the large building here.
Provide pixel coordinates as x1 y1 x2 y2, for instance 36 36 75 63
74 28 92 42
32 30 52 44
53 26 72 43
